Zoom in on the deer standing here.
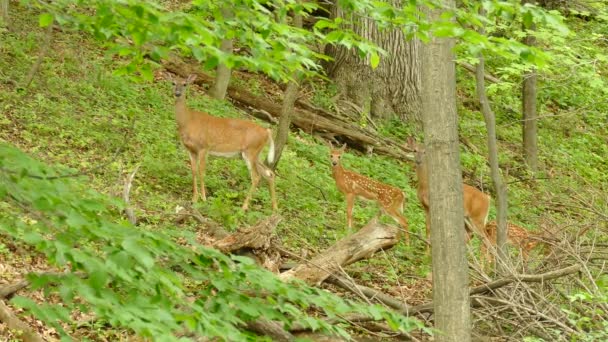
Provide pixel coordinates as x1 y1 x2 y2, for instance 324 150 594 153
170 73 277 211
406 137 490 246
329 143 410 242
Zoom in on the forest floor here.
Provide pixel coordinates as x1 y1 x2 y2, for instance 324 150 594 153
1 3 607 341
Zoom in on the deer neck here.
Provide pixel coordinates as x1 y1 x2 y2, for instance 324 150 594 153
174 96 191 129
332 163 345 181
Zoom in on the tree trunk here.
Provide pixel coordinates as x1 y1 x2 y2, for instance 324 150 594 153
421 2 471 340
0 0 8 25
271 10 302 170
475 10 509 273
522 0 538 172
324 0 421 123
209 7 233 100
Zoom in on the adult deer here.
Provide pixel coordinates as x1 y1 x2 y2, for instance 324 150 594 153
406 137 490 246
329 143 410 242
169 73 277 211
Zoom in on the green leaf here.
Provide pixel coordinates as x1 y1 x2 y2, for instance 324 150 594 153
39 13 54 27
370 51 380 69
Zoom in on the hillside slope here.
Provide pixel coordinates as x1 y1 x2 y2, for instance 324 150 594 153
1 3 607 341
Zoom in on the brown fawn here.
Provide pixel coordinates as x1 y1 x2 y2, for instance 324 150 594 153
481 221 539 265
329 143 410 242
406 137 490 245
169 73 277 211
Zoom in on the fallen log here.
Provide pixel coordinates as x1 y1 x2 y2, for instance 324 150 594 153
279 220 400 285
213 215 283 273
0 300 44 342
162 59 412 161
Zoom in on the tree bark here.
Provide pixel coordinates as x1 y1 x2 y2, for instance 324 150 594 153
209 7 233 100
271 10 303 170
475 10 509 273
279 220 399 285
324 0 421 123
421 2 471 340
522 0 539 172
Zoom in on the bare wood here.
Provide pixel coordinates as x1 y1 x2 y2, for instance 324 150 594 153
122 164 140 225
279 220 400 285
246 319 294 342
213 215 281 253
327 275 411 313
328 144 409 241
411 264 582 314
0 300 44 342
457 61 500 83
0 280 29 299
167 73 277 211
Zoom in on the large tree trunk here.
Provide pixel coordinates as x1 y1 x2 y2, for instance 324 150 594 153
421 2 471 341
324 0 421 123
522 0 538 172
209 7 233 100
271 10 302 170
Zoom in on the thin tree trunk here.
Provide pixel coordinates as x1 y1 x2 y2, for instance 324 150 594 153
209 7 233 100
422 2 471 340
271 11 302 170
474 11 509 272
0 0 8 25
522 0 538 172
21 20 54 89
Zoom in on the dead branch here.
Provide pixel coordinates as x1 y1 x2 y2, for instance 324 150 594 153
122 164 140 225
469 264 581 295
0 280 29 299
457 61 500 83
0 299 44 342
327 275 412 313
279 220 400 285
213 215 281 253
246 319 294 342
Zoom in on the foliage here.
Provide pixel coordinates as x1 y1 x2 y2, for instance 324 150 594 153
0 143 423 340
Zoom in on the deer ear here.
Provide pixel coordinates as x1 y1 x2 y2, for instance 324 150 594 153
340 143 347 151
327 140 334 150
164 72 174 82
187 74 197 83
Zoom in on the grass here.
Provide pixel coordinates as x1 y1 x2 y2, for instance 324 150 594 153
1 3 607 340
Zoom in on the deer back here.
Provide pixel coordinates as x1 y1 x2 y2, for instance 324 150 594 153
333 167 403 205
179 109 269 154
463 184 490 223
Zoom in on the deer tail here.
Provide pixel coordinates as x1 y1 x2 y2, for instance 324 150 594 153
266 128 275 164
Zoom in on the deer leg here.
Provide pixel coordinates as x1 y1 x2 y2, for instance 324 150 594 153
345 193 355 231
189 151 199 203
256 161 278 212
424 209 431 250
242 153 260 211
198 151 207 201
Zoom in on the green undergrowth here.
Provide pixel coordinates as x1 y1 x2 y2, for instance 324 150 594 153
1 3 608 340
